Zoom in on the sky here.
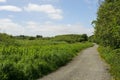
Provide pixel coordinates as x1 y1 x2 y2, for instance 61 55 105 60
0 0 98 37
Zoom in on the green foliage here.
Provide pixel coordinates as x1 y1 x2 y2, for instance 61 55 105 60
94 0 120 48
0 33 16 46
29 37 36 40
94 1 120 79
0 61 25 80
53 34 88 43
98 46 120 80
0 39 93 80
81 34 88 41
14 35 42 40
36 35 43 38
88 35 95 42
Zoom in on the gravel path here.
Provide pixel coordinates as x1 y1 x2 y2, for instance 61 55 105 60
38 45 111 80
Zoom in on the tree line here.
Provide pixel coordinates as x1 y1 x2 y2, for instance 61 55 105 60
93 0 120 49
0 33 89 44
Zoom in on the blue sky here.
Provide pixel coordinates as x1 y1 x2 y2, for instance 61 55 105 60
0 0 98 36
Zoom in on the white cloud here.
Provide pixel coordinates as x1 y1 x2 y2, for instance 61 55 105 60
0 19 93 37
0 0 6 2
21 21 93 36
0 5 22 12
24 3 63 20
0 18 24 35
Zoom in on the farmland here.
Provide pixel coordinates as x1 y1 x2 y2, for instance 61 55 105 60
0 33 93 80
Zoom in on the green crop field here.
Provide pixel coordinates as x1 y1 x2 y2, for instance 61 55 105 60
0 33 93 80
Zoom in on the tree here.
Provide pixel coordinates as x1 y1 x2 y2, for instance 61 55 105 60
0 33 15 46
81 34 88 41
54 34 88 43
29 37 36 40
94 0 120 48
36 35 43 38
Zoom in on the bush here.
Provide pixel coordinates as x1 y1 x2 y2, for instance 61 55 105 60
98 46 120 80
53 34 88 43
0 42 93 80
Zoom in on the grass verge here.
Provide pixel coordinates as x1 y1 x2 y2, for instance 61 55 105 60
98 46 120 80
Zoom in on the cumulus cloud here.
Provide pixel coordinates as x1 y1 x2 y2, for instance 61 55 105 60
24 3 63 20
0 0 6 2
23 22 93 36
0 18 93 36
0 5 22 12
0 18 24 35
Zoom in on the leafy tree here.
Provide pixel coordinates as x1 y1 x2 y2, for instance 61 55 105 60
29 37 36 40
36 35 43 38
94 0 120 48
88 35 95 42
81 34 88 41
54 34 88 43
0 33 15 46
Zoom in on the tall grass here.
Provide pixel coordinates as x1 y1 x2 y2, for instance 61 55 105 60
98 46 120 80
0 42 93 80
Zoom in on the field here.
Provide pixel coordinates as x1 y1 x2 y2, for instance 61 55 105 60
0 34 93 80
98 46 120 80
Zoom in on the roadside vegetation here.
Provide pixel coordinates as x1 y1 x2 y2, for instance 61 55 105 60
0 33 93 80
98 46 120 80
93 0 120 80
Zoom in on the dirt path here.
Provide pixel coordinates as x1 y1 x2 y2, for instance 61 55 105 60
38 45 111 80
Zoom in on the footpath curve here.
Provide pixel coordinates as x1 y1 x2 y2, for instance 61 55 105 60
39 45 111 80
